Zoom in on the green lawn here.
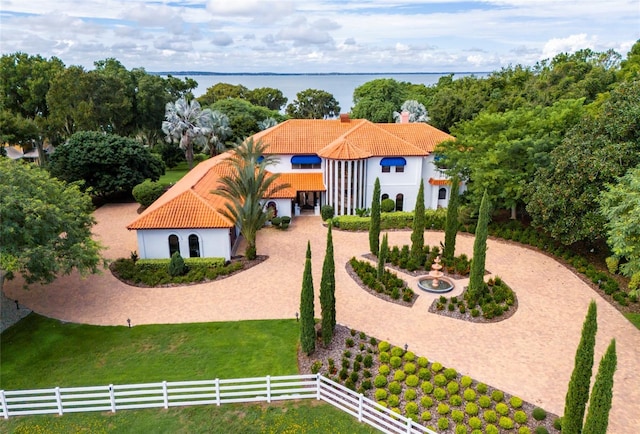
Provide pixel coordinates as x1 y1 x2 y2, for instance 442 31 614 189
158 161 191 185
624 312 640 329
0 314 377 433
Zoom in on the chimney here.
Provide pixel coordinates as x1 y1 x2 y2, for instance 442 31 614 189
340 113 350 123
400 111 410 124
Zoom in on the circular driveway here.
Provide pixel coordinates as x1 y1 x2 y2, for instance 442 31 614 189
4 203 640 433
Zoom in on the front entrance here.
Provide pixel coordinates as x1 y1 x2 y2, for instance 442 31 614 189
295 191 321 215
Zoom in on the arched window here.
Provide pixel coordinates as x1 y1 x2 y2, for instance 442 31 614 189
168 234 180 256
438 188 447 200
188 234 200 258
395 193 404 211
266 201 277 218
381 193 389 201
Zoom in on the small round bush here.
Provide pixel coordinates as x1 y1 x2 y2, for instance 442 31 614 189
421 410 432 421
390 346 404 357
434 374 447 386
431 362 443 372
450 394 463 406
496 402 509 416
510 396 523 408
485 424 499 434
443 367 457 380
437 417 449 430
403 351 415 361
132 180 165 208
418 368 431 380
433 387 447 401
406 374 419 387
478 395 492 408
452 409 465 423
320 205 334 220
388 381 402 395
461 375 473 388
404 362 416 374
421 381 434 394
374 375 387 388
388 394 400 408
375 388 388 401
447 381 460 395
379 364 390 375
455 425 468 434
535 427 549 434
379 351 390 363
417 356 429 367
377 400 388 408
491 390 504 402
499 416 514 429
468 416 482 429
553 417 563 430
465 402 479 416
437 403 450 415
514 410 527 424
471 430 482 434
484 410 498 423
393 370 406 382
378 341 391 353
421 396 433 408
532 407 547 421
363 354 373 368
463 388 477 401
404 388 417 401
405 401 419 414
389 356 403 368
381 198 396 213
476 383 488 394
518 428 531 434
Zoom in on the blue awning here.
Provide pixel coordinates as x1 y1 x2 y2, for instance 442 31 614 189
380 157 407 167
291 155 322 164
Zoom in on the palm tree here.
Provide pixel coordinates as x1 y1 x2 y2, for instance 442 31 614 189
162 97 212 169
202 110 232 158
393 100 430 123
213 138 289 259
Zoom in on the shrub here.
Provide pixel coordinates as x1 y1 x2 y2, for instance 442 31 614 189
465 402 479 416
311 361 322 374
469 416 482 429
421 396 434 407
484 410 498 423
496 402 509 415
478 395 492 408
455 425 468 434
417 356 429 367
393 370 406 382
452 409 465 423
405 388 417 401
132 180 165 207
374 375 387 388
485 424 499 434
389 356 402 369
321 205 334 220
403 362 416 375
447 381 460 395
553 417 562 430
443 367 457 380
514 410 527 424
381 198 395 212
461 375 473 388
361 380 372 390
390 346 404 357
431 362 443 372
168 252 186 276
349 372 359 383
379 351 390 363
476 383 488 393
519 428 531 434
421 411 432 421
437 417 449 430
345 338 354 347
491 390 504 402
388 394 400 407
535 427 549 434
363 354 373 368
463 388 477 401
433 387 447 401
388 381 402 395
405 402 419 414
421 381 434 394
510 396 523 408
375 389 388 401
532 407 547 421
437 402 449 415
450 394 463 406
379 364 390 376
434 374 447 386
406 374 419 387
418 368 431 380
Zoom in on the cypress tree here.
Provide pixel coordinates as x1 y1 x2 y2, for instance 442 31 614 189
563 301 598 434
378 233 389 280
320 223 336 346
410 179 425 263
370 177 381 256
443 176 460 261
582 339 617 434
300 241 316 355
468 189 490 300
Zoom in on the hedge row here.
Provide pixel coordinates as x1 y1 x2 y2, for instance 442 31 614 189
112 257 241 286
331 208 447 232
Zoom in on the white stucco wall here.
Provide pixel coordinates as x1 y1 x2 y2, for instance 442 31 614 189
262 198 293 218
364 156 426 212
264 154 324 174
136 228 232 261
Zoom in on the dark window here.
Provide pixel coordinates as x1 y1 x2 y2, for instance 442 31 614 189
381 193 389 201
168 234 180 256
395 194 404 211
438 188 447 200
381 166 391 173
292 163 321 169
188 234 200 258
395 165 404 173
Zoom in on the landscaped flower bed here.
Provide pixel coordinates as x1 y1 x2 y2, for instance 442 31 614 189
347 257 417 305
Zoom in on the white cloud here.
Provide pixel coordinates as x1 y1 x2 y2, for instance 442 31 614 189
541 34 598 59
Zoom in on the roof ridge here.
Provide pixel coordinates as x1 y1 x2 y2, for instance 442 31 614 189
360 122 428 156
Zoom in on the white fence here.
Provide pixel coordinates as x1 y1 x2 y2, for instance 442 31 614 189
0 374 434 434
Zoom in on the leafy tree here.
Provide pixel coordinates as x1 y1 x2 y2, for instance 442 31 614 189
468 190 490 301
393 100 429 123
443 176 460 261
91 58 136 136
46 65 96 138
0 159 104 285
410 179 425 263
211 98 284 143
582 339 617 434
563 301 598 434
618 40 640 82
286 89 340 119
351 79 408 122
132 70 174 148
300 241 316 355
527 81 640 244
247 87 288 111
257 117 278 130
48 131 164 197
162 97 213 169
320 223 336 346
378 233 389 280
164 75 198 100
599 165 640 278
197 83 248 106
369 178 381 255
213 138 288 260
132 180 166 208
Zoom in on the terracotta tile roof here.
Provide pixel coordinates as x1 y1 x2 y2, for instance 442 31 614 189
277 172 326 191
429 178 451 186
378 123 455 153
318 139 372 160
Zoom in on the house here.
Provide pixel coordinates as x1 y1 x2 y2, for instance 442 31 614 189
127 115 456 261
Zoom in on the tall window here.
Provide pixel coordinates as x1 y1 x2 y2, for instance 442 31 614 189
395 193 404 211
188 234 200 258
438 188 447 200
381 193 389 201
168 234 180 256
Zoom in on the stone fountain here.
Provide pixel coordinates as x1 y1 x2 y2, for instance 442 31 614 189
417 255 454 293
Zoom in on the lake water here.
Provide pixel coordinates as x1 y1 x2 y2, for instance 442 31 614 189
165 73 482 112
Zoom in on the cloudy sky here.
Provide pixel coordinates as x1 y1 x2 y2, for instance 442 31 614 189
1 0 638 73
